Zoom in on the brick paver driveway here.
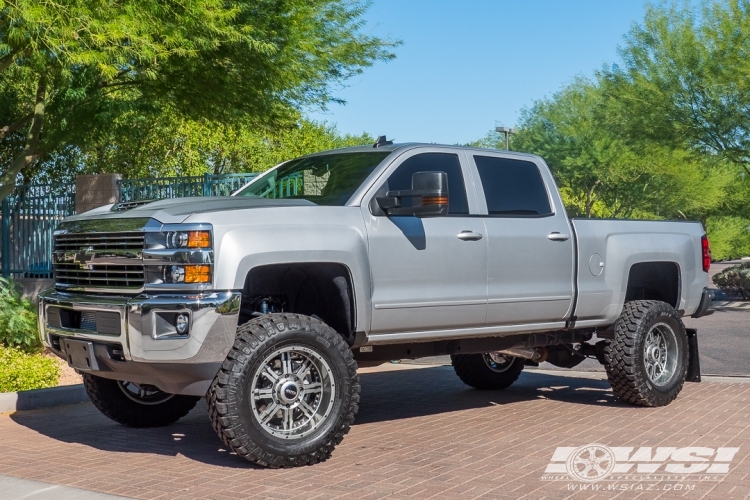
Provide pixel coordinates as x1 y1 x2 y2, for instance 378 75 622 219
1 363 749 499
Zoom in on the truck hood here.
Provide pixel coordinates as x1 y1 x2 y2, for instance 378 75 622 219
66 197 317 224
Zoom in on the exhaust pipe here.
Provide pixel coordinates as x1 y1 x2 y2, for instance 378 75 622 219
496 346 548 363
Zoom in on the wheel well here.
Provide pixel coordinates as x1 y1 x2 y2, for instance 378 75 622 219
624 262 680 309
239 263 356 343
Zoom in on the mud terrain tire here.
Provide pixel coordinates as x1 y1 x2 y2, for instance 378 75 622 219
604 300 688 407
83 374 199 427
451 353 525 390
207 313 359 468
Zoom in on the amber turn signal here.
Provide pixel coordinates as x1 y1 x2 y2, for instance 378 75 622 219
184 265 211 283
421 196 448 205
187 231 211 248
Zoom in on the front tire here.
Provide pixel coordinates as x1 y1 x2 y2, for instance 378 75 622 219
604 300 689 407
207 313 359 468
83 374 200 427
451 353 525 390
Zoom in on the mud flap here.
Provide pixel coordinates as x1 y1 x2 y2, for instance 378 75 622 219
686 328 701 382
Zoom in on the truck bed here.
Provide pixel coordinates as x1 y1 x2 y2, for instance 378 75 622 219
570 218 707 328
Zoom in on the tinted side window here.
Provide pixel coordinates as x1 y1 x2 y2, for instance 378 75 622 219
474 156 552 216
387 153 469 215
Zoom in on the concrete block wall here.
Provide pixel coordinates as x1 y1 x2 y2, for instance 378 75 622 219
75 174 122 214
14 278 54 301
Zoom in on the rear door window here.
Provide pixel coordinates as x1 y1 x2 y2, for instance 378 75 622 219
474 156 552 216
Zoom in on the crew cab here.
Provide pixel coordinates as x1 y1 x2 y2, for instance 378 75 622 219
39 140 714 468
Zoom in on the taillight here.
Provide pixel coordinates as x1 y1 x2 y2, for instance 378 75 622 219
701 235 711 272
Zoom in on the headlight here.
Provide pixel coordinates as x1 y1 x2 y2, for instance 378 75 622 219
162 265 211 284
144 224 214 288
146 228 212 250
166 230 211 249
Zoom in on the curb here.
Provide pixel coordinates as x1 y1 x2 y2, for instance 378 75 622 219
0 384 88 414
711 300 750 311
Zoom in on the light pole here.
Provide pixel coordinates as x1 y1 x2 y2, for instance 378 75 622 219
495 126 517 150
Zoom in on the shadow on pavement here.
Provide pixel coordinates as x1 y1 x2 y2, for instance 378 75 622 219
9 367 619 468
355 366 620 424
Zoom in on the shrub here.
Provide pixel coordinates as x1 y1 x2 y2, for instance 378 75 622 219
0 277 41 351
0 346 59 393
712 262 750 300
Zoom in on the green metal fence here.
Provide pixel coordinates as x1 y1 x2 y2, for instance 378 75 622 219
118 172 259 201
0 183 76 278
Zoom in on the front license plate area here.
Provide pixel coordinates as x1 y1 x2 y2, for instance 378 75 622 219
62 339 100 371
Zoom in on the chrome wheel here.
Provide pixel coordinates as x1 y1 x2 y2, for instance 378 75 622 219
482 352 514 373
117 381 174 405
643 322 679 387
250 345 335 440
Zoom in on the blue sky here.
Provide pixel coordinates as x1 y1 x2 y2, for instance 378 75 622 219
306 0 652 145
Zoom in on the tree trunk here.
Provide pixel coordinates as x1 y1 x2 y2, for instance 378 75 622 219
0 77 46 201
585 179 601 218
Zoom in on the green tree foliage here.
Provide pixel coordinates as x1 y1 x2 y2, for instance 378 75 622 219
600 0 750 178
0 0 397 198
472 1 750 259
705 217 750 261
72 117 373 179
474 80 732 220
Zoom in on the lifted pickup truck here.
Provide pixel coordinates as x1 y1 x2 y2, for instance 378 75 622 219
39 141 714 468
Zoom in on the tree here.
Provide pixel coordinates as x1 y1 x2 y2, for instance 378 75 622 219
472 79 732 220
599 0 750 180
0 0 398 198
73 117 373 179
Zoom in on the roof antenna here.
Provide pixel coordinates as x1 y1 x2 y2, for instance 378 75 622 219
373 135 393 148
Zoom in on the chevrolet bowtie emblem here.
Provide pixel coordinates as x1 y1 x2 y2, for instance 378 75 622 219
73 246 95 270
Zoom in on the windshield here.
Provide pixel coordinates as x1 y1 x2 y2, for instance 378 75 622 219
235 152 391 205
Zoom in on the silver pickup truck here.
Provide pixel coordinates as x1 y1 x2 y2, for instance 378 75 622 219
38 140 714 468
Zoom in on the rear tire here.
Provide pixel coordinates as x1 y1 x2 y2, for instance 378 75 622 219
83 374 200 427
451 353 525 390
604 300 688 407
207 313 359 468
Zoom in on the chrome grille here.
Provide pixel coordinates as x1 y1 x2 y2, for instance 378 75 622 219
54 232 145 251
54 264 145 288
53 232 145 290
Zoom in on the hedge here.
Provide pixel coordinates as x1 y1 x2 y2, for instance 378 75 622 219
0 346 60 393
712 262 750 300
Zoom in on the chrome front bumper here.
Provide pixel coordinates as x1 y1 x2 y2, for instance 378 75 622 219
38 289 241 395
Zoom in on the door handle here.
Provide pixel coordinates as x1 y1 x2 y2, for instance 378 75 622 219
457 230 483 241
548 232 570 242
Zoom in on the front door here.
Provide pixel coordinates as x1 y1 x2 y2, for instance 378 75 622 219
467 153 574 327
363 149 488 336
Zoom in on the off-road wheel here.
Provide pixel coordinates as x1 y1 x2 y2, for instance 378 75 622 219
451 352 525 390
207 313 359 468
83 373 200 427
604 300 689 407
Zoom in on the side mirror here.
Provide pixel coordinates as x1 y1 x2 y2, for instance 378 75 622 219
376 171 449 217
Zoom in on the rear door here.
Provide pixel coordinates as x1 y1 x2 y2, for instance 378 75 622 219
466 152 574 327
362 148 488 336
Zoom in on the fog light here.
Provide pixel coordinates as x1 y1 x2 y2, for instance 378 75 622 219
175 314 189 335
